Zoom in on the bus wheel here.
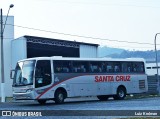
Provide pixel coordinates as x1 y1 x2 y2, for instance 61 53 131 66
97 95 109 101
113 87 126 100
54 90 65 104
37 99 47 105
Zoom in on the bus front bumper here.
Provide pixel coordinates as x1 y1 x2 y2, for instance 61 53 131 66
13 91 35 100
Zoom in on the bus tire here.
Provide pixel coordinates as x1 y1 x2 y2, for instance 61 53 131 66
113 86 126 100
37 99 47 105
97 95 109 101
54 90 65 104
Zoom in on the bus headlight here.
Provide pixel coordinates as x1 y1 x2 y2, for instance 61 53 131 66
26 89 32 93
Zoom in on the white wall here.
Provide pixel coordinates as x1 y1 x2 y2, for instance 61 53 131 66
146 63 160 76
11 37 27 69
80 45 98 58
0 16 14 97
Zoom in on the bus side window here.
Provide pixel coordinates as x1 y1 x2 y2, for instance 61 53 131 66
93 65 98 72
101 62 106 72
132 62 144 73
133 64 137 72
125 62 132 73
72 61 88 73
98 65 102 72
54 61 62 73
140 64 144 72
54 60 72 73
137 62 144 73
56 67 62 73
107 65 112 72
80 65 86 73
62 61 70 73
114 65 119 72
128 66 131 72
35 60 52 88
72 62 80 73
35 67 43 77
62 67 69 73
89 64 94 72
89 62 102 73
122 62 129 73
73 67 77 73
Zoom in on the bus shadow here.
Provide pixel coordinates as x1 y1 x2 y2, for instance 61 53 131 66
14 98 117 107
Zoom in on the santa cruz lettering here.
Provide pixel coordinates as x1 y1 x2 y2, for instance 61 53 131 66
95 75 131 82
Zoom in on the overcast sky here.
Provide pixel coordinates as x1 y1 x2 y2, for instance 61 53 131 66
1 0 160 50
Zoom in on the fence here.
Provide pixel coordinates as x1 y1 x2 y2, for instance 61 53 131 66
147 75 159 94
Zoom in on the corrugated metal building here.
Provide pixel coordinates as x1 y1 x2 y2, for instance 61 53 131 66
11 35 99 68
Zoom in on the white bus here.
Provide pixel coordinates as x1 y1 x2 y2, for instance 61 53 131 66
11 57 148 104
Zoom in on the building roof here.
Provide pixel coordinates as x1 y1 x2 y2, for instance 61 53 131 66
23 35 99 47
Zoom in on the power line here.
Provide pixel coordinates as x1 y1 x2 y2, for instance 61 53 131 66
6 23 157 46
107 45 154 49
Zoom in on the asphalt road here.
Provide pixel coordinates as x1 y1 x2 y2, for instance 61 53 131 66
0 96 160 118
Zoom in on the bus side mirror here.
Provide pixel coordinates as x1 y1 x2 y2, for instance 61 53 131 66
10 70 15 79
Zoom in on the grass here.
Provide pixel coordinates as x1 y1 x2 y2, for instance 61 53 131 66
126 93 160 100
120 117 160 119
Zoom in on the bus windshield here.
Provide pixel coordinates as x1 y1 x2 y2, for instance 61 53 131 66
13 60 35 86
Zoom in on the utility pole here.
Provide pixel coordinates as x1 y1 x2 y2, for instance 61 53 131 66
0 8 5 102
0 4 14 102
155 33 160 94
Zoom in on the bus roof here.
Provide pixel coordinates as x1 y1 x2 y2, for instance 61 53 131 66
18 56 146 62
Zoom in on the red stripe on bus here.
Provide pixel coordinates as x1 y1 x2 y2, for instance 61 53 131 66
36 79 67 99
36 74 86 99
